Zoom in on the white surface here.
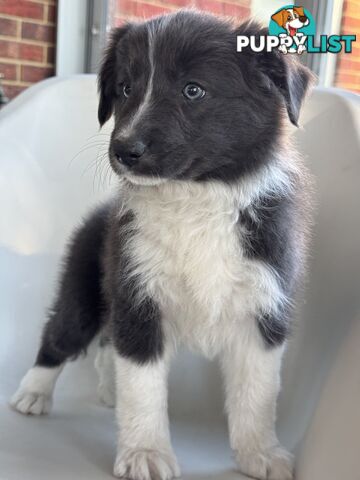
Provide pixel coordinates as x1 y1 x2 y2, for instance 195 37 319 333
0 76 359 479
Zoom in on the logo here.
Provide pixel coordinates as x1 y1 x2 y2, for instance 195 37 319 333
270 5 315 54
237 4 356 55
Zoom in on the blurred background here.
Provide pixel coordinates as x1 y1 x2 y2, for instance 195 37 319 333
0 0 359 106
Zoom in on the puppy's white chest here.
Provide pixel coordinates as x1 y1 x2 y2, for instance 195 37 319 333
128 190 238 321
124 183 279 355
156 203 240 312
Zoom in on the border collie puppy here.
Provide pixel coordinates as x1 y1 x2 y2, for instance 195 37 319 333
11 10 313 480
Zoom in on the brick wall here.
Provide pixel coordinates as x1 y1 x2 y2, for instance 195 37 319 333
335 0 360 94
114 0 251 26
0 0 57 100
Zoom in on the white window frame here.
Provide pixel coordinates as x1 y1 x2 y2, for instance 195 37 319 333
56 0 111 76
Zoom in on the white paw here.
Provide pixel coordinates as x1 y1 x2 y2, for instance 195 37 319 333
297 45 306 55
236 446 294 480
10 389 52 415
97 382 116 408
114 448 180 480
9 366 61 416
278 45 288 55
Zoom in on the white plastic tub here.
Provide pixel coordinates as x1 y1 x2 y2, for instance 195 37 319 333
0 76 359 479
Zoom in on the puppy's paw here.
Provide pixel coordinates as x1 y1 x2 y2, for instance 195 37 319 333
9 366 60 416
113 448 180 480
235 446 294 480
97 382 116 408
10 389 52 416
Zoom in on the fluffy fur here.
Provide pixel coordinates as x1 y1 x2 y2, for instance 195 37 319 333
11 10 313 480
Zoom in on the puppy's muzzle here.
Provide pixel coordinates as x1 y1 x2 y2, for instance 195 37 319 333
112 138 147 168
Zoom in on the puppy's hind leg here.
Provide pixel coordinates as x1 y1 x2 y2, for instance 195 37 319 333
95 331 116 408
10 206 109 416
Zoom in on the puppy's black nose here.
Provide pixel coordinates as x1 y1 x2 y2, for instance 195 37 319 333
112 139 146 168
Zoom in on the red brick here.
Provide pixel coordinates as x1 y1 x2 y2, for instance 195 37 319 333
21 64 53 82
0 17 17 36
342 16 360 33
135 2 172 18
2 83 26 99
118 0 137 16
0 39 19 58
348 42 360 58
22 22 56 43
0 0 44 20
0 40 43 61
46 45 55 64
336 72 360 86
343 0 360 17
19 42 44 62
162 0 189 6
47 4 57 23
0 61 17 80
337 56 360 72
223 2 249 19
196 0 224 15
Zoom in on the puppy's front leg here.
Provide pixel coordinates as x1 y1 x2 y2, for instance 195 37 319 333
221 324 293 480
111 298 179 480
114 355 180 480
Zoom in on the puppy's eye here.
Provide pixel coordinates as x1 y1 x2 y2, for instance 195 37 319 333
123 84 131 98
183 83 206 101
288 15 292 20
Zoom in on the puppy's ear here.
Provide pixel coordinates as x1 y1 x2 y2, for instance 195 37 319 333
235 22 315 126
271 9 287 27
98 24 131 127
257 49 314 126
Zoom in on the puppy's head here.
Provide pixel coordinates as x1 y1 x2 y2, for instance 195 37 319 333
98 10 312 185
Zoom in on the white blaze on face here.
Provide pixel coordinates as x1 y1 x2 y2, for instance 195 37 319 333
118 24 155 140
286 9 295 21
286 9 304 30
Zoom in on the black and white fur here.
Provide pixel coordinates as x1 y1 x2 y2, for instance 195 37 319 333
11 10 313 480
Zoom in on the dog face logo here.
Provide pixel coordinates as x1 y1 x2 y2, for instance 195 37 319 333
269 5 316 55
271 7 309 37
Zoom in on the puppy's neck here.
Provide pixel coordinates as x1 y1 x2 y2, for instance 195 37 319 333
120 156 297 214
